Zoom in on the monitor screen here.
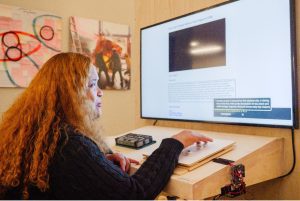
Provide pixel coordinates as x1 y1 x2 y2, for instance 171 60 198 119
140 0 297 128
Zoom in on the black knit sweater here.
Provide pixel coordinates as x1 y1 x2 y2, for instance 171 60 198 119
5 128 184 199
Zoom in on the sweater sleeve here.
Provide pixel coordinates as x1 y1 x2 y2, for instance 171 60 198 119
50 134 184 200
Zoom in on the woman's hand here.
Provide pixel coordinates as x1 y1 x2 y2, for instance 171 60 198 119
106 153 140 173
172 130 213 148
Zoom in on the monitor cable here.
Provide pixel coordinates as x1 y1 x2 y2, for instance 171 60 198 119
153 120 158 126
277 127 296 179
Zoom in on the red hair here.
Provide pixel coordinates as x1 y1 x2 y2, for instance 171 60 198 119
0 52 94 198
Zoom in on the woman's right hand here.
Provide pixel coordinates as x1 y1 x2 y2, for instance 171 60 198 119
171 130 213 148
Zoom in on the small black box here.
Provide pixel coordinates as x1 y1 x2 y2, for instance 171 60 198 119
115 133 155 149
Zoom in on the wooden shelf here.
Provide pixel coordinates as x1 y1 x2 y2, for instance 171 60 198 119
104 126 284 199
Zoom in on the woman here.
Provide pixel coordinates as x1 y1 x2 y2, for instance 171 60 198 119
0 52 212 199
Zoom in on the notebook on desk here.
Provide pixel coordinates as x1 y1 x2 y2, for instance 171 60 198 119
143 138 235 167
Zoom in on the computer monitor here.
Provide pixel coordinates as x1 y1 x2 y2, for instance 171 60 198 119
140 0 297 128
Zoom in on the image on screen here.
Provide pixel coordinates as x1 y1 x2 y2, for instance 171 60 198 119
140 0 297 128
169 18 226 72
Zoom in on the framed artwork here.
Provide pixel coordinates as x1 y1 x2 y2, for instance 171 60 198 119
0 4 62 87
70 16 131 90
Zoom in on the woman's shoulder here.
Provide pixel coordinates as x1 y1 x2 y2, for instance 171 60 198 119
59 125 96 145
56 124 102 159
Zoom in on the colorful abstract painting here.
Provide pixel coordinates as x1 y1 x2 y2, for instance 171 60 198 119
70 16 131 90
0 4 62 87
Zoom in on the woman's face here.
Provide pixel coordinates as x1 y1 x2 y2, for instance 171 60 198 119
86 65 103 118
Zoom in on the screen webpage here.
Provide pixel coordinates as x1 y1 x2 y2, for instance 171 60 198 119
141 0 294 127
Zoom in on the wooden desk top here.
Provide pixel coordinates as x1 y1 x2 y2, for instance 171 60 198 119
104 126 284 199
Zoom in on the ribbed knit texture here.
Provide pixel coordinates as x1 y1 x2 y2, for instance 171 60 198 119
5 127 184 199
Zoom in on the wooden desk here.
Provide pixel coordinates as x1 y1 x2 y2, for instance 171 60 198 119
104 126 284 199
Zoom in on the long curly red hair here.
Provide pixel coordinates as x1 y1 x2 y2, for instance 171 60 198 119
0 52 95 198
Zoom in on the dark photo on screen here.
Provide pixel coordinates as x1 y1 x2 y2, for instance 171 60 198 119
169 18 226 72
